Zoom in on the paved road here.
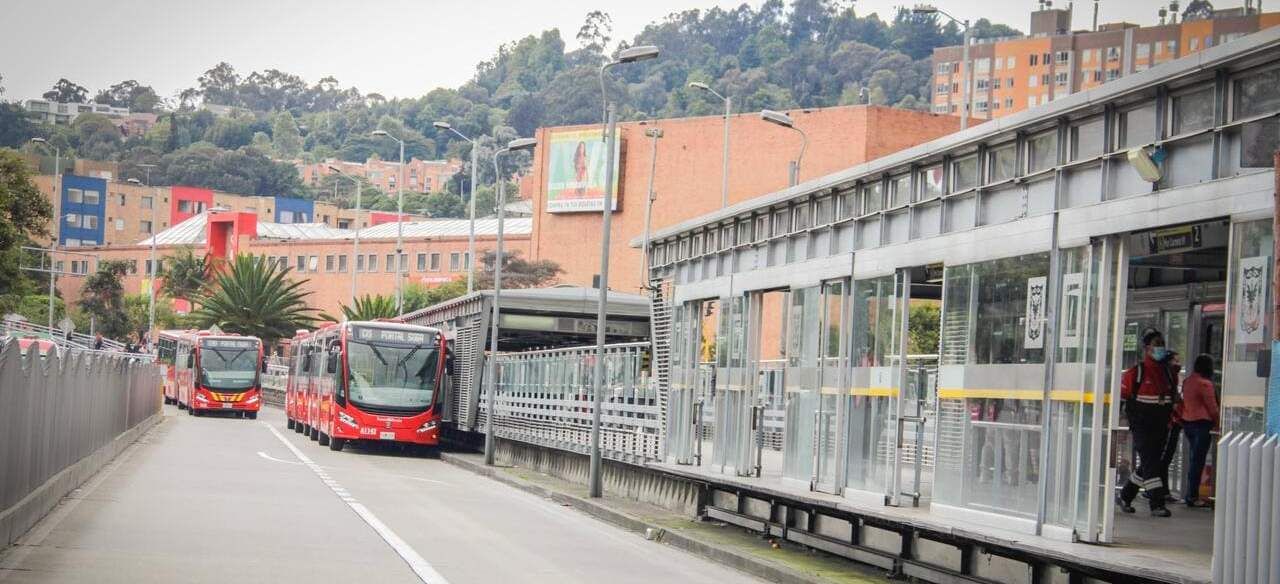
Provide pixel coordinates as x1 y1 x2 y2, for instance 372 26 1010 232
0 406 759 584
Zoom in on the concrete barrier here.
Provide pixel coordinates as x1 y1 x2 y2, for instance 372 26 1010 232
0 343 162 546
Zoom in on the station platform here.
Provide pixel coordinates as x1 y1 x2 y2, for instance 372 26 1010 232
649 461 1212 584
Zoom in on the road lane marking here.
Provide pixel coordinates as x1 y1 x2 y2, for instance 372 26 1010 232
263 423 451 584
256 451 448 485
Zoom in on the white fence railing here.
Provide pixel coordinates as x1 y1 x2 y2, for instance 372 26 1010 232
481 342 662 463
1213 432 1280 583
262 358 290 392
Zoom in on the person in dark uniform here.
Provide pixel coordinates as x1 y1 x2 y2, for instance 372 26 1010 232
1118 330 1177 517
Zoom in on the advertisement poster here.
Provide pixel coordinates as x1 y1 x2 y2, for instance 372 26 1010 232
1235 255 1270 345
1024 276 1047 349
545 129 621 213
1059 272 1084 349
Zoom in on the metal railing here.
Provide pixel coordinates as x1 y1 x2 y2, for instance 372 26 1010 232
262 356 290 392
1 319 125 352
481 342 662 463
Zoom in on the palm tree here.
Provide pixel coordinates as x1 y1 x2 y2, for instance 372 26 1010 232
328 294 398 322
191 254 320 346
161 247 208 306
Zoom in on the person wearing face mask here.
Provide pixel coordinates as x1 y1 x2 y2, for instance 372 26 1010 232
1118 329 1178 517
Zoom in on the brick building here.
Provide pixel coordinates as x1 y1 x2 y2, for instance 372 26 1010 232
930 6 1280 120
523 104 962 293
296 157 464 195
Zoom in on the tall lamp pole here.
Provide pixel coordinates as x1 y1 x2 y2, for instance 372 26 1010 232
129 163 158 344
330 166 363 304
371 130 406 313
913 4 971 130
484 137 538 466
589 44 660 499
639 127 663 289
30 138 60 333
688 82 731 208
760 110 808 186
433 122 481 294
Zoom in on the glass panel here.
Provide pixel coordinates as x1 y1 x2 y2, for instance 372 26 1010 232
989 145 1018 182
753 290 790 479
862 182 883 214
1222 219 1273 432
1118 104 1157 149
845 276 897 495
919 165 944 200
1028 131 1058 173
816 281 846 490
1071 117 1105 161
1172 86 1216 135
783 287 821 483
1234 67 1280 119
952 156 979 192
934 253 1050 519
889 175 911 208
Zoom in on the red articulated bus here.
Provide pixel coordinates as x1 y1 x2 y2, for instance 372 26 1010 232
285 320 447 452
156 330 190 405
175 331 265 419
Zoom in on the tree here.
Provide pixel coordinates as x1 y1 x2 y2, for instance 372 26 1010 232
94 80 161 112
474 250 562 290
161 247 208 304
328 294 398 322
191 254 320 346
79 260 132 341
402 279 468 312
0 104 37 148
908 302 940 354
272 111 304 158
43 78 89 103
197 62 241 106
421 191 466 218
125 292 181 335
0 151 53 296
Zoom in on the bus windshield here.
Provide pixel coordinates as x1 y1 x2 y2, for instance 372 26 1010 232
200 339 259 390
346 339 438 411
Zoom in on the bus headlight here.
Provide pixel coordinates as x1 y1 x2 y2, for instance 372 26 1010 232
339 412 357 427
245 395 259 404
417 420 438 433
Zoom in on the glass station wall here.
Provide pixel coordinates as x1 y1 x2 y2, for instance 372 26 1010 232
1223 219 1274 432
934 253 1049 519
845 276 899 495
783 287 821 483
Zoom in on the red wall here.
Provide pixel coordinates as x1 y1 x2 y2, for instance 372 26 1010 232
170 186 213 225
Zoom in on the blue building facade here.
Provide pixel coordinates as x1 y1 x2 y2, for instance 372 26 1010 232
274 197 314 224
59 175 106 246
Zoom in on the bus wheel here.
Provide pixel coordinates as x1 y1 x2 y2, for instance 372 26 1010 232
309 426 319 441
294 421 304 434
318 432 330 447
287 418 295 430
246 412 257 420
328 437 345 452
177 401 186 410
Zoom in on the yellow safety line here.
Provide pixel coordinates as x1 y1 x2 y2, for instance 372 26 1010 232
938 387 1111 404
848 387 898 397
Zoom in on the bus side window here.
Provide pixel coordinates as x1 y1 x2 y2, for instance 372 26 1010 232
186 352 194 369
445 339 456 376
325 344 339 374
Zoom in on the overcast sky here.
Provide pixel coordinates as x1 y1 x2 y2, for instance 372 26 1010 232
1 0 1181 103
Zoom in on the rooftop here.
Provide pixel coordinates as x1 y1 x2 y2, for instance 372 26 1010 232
140 212 531 246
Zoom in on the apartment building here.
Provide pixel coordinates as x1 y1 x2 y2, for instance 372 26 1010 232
930 5 1280 120
22 99 129 125
297 156 464 195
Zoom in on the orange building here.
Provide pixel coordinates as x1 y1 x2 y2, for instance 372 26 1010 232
55 213 533 318
931 6 1280 120
523 104 962 293
296 156 464 195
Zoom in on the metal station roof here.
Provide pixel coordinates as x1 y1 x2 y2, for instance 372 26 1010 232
400 285 652 324
140 213 532 246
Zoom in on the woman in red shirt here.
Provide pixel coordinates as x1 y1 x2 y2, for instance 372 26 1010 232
1181 354 1220 507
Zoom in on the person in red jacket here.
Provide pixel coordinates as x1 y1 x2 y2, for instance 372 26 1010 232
1118 329 1177 517
1180 354 1220 507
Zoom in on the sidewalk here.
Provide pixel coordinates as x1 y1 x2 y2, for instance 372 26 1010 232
439 451 892 584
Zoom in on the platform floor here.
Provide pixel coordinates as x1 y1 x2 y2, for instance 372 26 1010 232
651 458 1212 584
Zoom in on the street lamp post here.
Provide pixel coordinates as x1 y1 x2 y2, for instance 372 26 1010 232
639 128 663 289
913 4 971 130
688 82 731 208
30 138 60 333
760 110 808 186
330 166 364 304
371 130 406 313
590 44 660 499
433 122 481 294
484 137 538 466
129 163 157 344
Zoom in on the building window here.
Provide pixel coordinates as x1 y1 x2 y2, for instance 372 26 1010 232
791 204 810 232
1029 54 1038 66
1070 117 1106 161
1172 85 1215 135
936 62 950 74
1056 51 1070 63
308 256 319 272
356 254 365 272
975 100 989 112
117 194 125 206
989 144 1018 182
936 84 949 95
1004 97 1014 108
1028 75 1038 88
888 174 911 208
449 252 461 271
325 255 335 272
1105 69 1120 81
141 196 153 209
861 182 883 214
771 209 789 235
338 255 348 273
992 78 1001 90
430 253 441 271
720 224 734 248
975 79 989 90
1094 70 1104 82
178 200 192 213
951 155 979 192
1007 77 1014 88
1006 56 1015 69
367 254 377 272
1106 46 1120 61
918 166 944 201
1027 131 1058 173
67 188 83 203
1041 74 1051 86
385 254 395 273
296 256 306 272
1136 44 1150 59
417 253 427 271
755 214 770 240
1041 53 1050 64
115 218 125 231
736 220 752 244
399 253 408 273
1055 72 1068 86
83 190 100 205
1234 67 1280 167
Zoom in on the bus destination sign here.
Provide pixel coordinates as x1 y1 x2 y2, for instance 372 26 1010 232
201 338 259 349
352 326 431 345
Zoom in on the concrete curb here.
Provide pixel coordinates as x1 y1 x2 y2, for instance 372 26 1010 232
439 451 836 584
0 413 162 547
